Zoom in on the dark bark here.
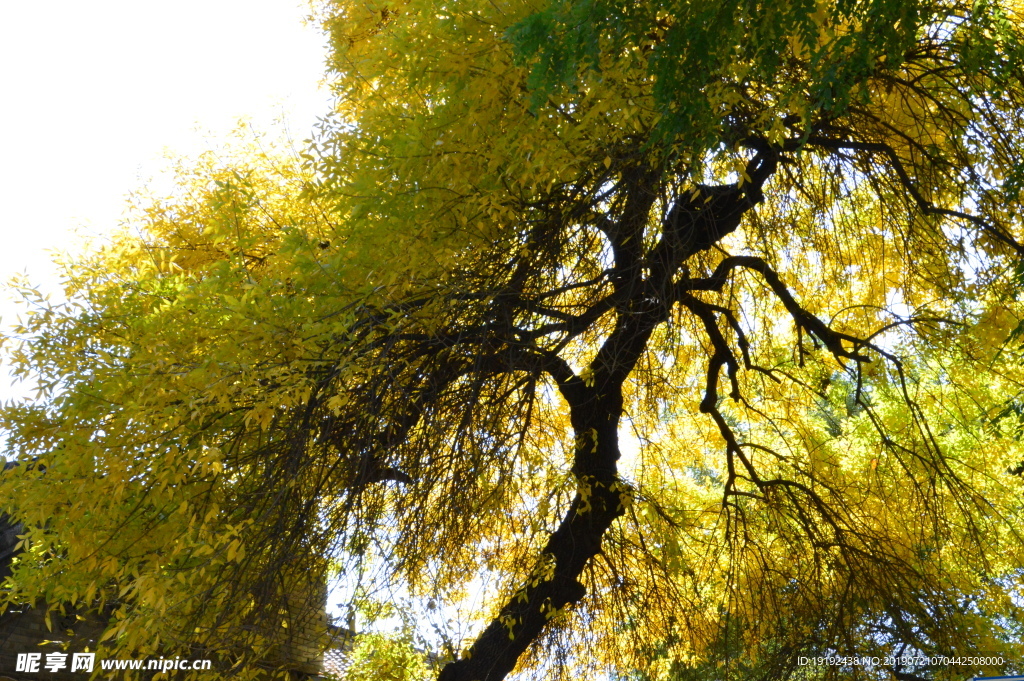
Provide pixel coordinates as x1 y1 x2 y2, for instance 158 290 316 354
437 154 777 681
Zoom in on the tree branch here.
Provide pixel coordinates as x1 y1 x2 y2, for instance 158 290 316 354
806 136 1024 256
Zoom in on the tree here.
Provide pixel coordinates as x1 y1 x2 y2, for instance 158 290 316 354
3 0 1024 680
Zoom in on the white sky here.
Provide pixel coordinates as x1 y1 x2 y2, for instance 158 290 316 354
0 0 332 401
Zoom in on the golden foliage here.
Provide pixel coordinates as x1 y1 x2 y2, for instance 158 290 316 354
3 0 1024 679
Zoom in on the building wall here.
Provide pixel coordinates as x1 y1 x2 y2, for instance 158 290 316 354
0 510 328 679
0 599 328 680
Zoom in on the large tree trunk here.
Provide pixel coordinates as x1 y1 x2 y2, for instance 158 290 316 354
438 160 774 680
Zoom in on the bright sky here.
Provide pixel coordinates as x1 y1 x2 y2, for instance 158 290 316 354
0 0 332 401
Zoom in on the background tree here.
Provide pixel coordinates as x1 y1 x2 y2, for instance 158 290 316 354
3 0 1024 680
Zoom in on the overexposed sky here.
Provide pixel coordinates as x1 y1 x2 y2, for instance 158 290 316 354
0 0 332 399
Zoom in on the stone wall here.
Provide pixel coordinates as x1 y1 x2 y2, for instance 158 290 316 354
0 603 107 680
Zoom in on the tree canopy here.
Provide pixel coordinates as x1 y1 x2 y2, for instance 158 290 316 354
3 0 1024 679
